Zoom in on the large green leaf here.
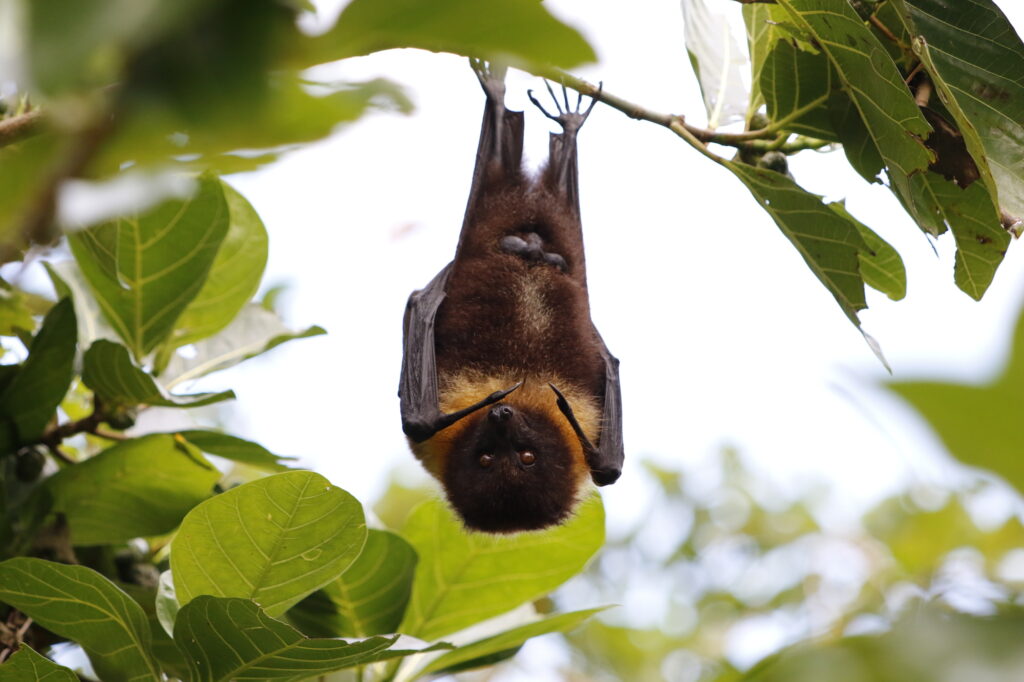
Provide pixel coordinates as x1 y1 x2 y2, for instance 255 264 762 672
164 180 267 349
46 434 219 545
415 608 605 678
171 471 367 617
68 175 230 358
775 0 933 219
891 0 1024 222
176 429 295 471
119 582 191 681
82 339 234 408
0 136 60 248
0 298 76 453
723 162 868 325
45 259 120 349
289 530 417 638
0 558 160 682
0 645 77 681
160 303 325 388
173 596 441 682
399 495 604 642
304 0 595 69
744 4 793 116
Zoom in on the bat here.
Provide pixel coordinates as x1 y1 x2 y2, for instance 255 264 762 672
399 60 623 533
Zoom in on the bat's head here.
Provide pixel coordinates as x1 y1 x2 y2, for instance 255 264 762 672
441 400 590 533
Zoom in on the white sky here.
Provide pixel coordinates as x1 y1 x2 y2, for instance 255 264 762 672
180 0 1024 538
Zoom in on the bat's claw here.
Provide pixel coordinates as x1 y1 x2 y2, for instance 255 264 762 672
528 80 602 134
470 58 507 103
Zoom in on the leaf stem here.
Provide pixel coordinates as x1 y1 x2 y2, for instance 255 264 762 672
0 109 44 149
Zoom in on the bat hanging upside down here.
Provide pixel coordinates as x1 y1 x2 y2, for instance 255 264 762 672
399 60 623 533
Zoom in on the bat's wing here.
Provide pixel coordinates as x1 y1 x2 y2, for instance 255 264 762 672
400 61 525 442
591 328 623 486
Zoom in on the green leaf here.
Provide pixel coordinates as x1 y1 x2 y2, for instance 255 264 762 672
173 596 440 682
891 0 1024 222
0 288 36 337
160 303 325 388
68 175 230 358
829 204 906 301
155 571 179 638
416 608 605 678
46 434 219 545
0 298 76 452
176 429 295 471
682 0 750 128
0 645 77 681
744 4 793 116
399 494 604 642
760 38 836 139
171 471 367 617
775 0 933 219
921 174 1010 300
164 180 268 349
304 0 595 69
45 259 120 349
0 136 61 248
0 558 160 682
82 339 234 408
723 162 868 325
119 581 191 681
289 530 417 638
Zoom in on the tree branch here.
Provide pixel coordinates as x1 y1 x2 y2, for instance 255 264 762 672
0 109 44 149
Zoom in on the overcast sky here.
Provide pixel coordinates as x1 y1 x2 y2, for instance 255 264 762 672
180 0 1024 537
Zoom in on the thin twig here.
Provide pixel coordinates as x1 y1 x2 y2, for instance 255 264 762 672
868 14 900 44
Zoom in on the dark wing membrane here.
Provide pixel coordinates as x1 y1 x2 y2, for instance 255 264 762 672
591 327 623 485
399 264 452 442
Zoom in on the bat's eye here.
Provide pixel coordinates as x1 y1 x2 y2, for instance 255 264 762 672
478 454 494 468
519 451 536 466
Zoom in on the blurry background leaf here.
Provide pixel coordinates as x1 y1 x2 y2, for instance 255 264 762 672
160 304 325 387
171 471 367 616
682 0 750 128
46 434 219 545
303 0 596 70
399 495 604 641
288 529 417 637
68 175 229 358
176 430 294 471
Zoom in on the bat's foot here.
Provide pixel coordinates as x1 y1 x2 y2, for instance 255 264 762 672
470 58 507 103
527 80 602 135
499 232 568 272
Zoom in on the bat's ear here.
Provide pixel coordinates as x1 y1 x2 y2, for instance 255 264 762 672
548 383 618 485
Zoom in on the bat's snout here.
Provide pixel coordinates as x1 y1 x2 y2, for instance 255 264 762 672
488 404 514 423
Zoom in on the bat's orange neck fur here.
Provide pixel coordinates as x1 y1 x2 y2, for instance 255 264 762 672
410 370 600 481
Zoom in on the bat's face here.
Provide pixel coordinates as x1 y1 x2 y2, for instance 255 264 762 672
441 402 588 533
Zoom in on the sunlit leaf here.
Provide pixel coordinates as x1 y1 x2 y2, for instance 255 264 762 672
82 339 234 408
68 175 229 358
163 181 267 349
416 608 605 678
0 644 77 681
0 558 160 681
0 298 76 454
176 429 295 471
160 303 325 388
682 0 750 128
304 0 595 69
171 471 367 617
399 495 604 642
45 260 120 349
46 434 218 545
289 530 417 638
119 581 191 681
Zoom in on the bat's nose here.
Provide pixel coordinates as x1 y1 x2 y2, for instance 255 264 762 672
488 405 514 423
